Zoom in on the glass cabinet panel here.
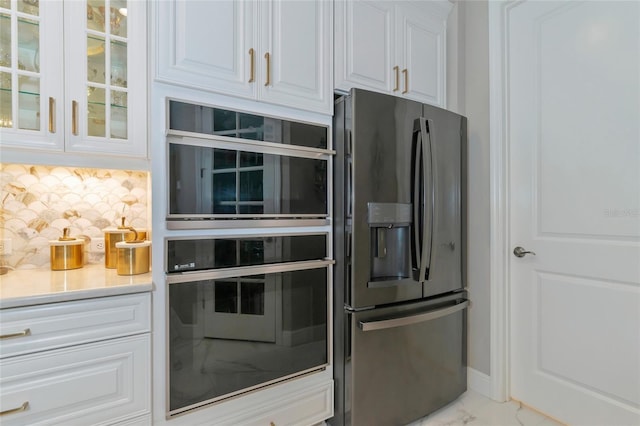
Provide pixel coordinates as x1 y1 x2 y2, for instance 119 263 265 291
85 0 128 140
0 3 42 131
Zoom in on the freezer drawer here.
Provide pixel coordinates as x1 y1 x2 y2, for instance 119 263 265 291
346 296 467 426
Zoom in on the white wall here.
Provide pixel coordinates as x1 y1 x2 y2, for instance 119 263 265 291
448 0 491 376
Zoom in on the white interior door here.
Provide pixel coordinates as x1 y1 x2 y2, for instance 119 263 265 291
507 1 640 425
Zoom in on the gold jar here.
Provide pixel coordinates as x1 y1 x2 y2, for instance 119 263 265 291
104 218 146 268
50 228 84 271
115 240 151 275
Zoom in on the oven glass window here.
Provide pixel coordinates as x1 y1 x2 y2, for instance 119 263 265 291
168 268 328 413
169 144 328 217
169 100 328 150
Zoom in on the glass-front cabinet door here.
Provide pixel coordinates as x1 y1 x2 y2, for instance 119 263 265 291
0 0 64 150
64 0 146 156
0 0 146 159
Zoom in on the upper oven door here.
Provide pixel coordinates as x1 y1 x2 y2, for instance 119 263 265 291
166 100 333 229
168 137 329 219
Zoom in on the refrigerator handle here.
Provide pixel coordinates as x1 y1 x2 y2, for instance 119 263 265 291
346 131 353 219
421 118 434 281
358 299 469 331
412 129 423 274
413 118 433 282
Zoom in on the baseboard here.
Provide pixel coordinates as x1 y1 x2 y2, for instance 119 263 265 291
467 367 493 398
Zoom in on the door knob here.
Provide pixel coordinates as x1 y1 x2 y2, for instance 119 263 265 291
513 246 536 258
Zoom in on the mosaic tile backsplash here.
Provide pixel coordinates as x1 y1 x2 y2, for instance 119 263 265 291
0 164 149 270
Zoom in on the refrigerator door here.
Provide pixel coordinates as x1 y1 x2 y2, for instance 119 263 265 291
345 295 468 426
420 104 466 297
348 89 423 308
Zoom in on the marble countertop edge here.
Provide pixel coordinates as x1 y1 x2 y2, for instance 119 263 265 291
0 264 154 309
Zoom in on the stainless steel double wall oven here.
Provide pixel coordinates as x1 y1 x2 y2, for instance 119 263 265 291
165 100 333 416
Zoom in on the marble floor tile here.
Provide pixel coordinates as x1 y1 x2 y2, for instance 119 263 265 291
407 390 563 426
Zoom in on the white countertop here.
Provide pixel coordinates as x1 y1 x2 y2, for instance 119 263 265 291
0 264 153 309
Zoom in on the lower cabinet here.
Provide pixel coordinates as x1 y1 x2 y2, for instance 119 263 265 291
0 335 151 426
247 381 333 426
0 293 151 426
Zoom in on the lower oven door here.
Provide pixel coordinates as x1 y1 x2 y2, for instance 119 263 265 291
166 260 331 416
346 295 468 426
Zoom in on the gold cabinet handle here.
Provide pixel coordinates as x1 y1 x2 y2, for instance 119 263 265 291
48 97 55 133
264 52 271 86
248 48 255 83
0 328 31 340
393 66 399 92
71 100 79 135
402 68 408 94
0 401 29 416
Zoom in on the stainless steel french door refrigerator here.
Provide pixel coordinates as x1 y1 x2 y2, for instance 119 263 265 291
332 89 469 426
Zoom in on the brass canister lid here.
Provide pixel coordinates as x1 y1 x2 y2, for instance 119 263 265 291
49 227 83 246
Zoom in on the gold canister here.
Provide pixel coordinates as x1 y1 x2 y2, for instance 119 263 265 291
115 240 151 275
104 218 146 268
50 228 84 271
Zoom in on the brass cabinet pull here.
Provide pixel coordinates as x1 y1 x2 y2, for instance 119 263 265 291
264 52 271 86
402 69 408 94
248 48 255 83
0 401 29 416
393 66 399 92
71 100 78 135
0 328 31 340
48 97 55 133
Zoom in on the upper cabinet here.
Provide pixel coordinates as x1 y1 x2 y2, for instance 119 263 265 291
154 0 333 115
335 0 452 107
0 0 148 160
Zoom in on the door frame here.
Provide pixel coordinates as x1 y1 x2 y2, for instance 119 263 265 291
487 0 517 403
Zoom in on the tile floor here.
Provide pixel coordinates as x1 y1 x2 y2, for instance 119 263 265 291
408 390 564 426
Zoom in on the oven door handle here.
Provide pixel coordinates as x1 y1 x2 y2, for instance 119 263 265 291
166 259 335 284
358 300 468 332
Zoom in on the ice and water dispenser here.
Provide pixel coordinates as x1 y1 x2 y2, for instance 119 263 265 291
367 202 412 286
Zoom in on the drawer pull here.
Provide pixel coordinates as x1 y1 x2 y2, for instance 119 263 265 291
0 328 31 340
0 401 29 416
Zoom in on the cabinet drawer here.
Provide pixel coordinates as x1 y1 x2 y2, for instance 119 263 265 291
0 293 150 359
0 334 150 426
248 381 333 426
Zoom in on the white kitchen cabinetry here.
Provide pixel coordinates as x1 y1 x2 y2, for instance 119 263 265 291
335 0 452 107
0 0 147 160
154 0 333 114
0 293 151 425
